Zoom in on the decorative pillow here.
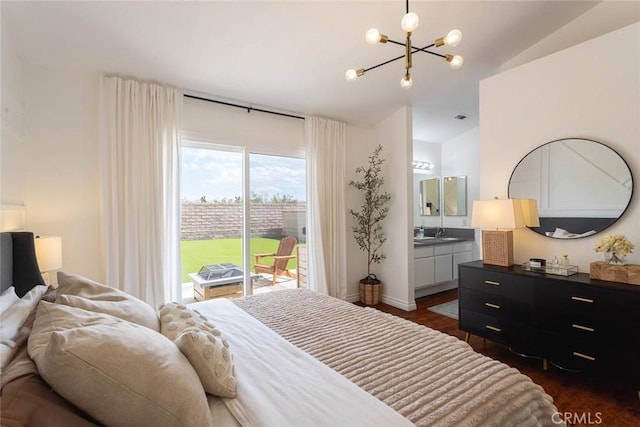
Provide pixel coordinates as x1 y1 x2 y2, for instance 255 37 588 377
28 301 212 427
159 302 237 397
174 328 237 397
0 286 20 313
56 271 159 331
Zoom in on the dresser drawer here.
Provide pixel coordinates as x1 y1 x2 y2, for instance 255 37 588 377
536 282 640 330
460 309 535 354
541 330 639 372
459 267 534 299
460 287 531 323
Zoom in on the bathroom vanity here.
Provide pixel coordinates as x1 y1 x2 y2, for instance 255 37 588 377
414 236 473 297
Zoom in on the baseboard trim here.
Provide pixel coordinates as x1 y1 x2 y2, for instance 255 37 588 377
346 293 416 311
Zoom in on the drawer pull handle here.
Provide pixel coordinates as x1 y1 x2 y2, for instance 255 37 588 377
485 325 501 332
571 296 594 303
484 302 501 309
572 351 596 361
484 280 501 286
572 324 595 332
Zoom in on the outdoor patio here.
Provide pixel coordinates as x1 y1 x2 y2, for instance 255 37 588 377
182 274 298 304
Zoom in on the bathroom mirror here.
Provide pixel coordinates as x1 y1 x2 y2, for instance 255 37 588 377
420 178 440 216
508 138 633 239
443 176 467 216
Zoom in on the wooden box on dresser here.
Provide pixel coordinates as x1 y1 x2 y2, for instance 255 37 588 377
458 260 640 383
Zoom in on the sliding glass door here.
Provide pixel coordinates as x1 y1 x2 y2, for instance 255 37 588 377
180 142 305 301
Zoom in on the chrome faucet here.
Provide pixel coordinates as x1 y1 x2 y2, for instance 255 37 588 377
435 227 446 238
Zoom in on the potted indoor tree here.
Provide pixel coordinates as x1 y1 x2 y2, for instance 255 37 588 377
348 144 391 305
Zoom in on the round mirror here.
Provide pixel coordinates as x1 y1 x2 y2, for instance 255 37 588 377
508 138 633 239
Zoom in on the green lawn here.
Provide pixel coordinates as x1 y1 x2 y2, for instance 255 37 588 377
180 237 299 283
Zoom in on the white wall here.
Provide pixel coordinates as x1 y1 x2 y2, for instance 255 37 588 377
345 106 414 311
479 22 640 271
1 19 103 285
441 127 481 260
1 19 27 205
441 127 479 229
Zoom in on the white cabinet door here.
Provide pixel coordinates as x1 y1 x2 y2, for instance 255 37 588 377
414 257 435 288
453 251 473 279
434 254 453 283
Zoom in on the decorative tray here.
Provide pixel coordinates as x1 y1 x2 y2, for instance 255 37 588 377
521 262 578 276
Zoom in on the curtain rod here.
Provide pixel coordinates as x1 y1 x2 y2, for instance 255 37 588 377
183 94 305 120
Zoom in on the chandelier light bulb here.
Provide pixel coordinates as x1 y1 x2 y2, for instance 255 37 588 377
365 28 381 44
400 74 413 89
401 12 419 33
444 29 462 47
449 55 464 69
345 68 365 81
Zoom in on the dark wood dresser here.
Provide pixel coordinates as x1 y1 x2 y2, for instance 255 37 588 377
458 260 640 379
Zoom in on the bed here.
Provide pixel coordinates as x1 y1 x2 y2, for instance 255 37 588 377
0 231 563 426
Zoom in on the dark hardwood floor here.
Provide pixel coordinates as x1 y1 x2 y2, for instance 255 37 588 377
370 289 640 427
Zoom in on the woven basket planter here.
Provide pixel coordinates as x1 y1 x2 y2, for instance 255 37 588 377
359 274 381 305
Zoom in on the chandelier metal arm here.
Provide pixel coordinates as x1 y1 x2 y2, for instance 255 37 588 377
386 39 407 47
361 44 446 73
363 53 407 73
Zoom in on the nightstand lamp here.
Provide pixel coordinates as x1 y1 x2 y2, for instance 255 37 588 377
35 235 62 285
471 198 539 267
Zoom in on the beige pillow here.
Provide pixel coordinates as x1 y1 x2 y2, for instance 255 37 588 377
56 271 159 331
159 302 237 397
175 328 237 397
28 302 212 427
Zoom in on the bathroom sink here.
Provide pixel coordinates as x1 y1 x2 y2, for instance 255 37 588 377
414 236 467 245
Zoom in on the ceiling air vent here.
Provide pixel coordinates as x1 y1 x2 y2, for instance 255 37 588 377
454 114 467 120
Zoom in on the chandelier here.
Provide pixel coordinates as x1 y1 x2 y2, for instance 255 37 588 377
345 0 463 89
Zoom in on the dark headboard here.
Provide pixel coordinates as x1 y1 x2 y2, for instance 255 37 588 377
0 232 45 297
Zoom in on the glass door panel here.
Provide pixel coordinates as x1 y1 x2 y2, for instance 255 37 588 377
249 153 306 294
180 145 244 301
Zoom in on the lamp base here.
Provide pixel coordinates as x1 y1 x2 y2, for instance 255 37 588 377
481 230 514 267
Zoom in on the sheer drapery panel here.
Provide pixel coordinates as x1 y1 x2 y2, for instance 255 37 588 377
305 117 347 298
99 76 182 307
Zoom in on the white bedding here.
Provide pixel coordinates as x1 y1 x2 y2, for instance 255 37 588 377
193 298 414 427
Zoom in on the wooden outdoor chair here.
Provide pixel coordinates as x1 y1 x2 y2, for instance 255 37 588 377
253 236 297 286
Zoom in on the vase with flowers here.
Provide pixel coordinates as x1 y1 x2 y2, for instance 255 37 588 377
594 234 635 265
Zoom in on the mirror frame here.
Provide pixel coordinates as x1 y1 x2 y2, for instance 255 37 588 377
508 138 634 239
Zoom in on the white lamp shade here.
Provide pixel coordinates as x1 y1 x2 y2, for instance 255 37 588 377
517 199 540 227
470 199 526 229
35 236 62 272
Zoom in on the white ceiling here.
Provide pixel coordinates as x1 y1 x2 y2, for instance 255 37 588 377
2 1 638 142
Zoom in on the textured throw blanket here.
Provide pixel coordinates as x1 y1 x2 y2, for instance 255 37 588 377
234 289 561 427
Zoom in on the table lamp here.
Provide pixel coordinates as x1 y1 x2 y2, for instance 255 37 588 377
35 235 63 284
471 198 539 266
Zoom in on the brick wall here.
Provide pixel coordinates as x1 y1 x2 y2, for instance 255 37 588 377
181 202 306 241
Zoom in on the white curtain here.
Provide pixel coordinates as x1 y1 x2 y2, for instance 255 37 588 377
305 117 347 298
99 76 183 308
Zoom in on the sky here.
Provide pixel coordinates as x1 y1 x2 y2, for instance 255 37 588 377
181 147 306 202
